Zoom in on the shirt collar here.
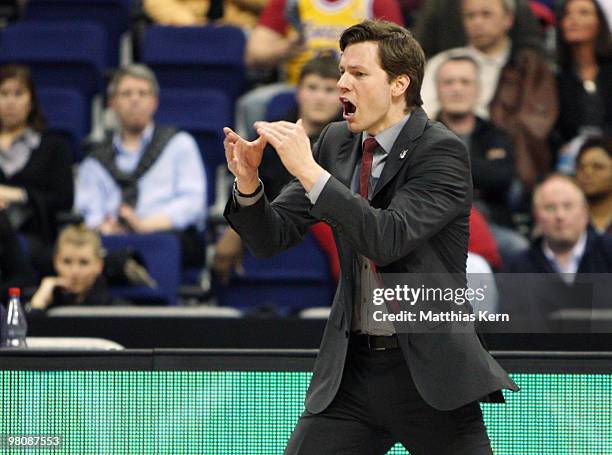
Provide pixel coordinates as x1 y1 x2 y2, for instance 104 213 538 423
8 127 41 149
361 112 411 154
113 123 155 155
21 128 41 149
467 41 511 67
542 231 588 270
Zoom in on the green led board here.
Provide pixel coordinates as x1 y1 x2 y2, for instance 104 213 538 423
0 371 610 454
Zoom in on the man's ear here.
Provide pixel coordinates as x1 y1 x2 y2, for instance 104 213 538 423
392 75 410 98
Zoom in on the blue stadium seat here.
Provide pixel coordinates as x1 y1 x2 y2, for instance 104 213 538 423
155 88 231 206
265 90 297 121
24 0 131 68
142 25 247 107
37 88 89 161
101 233 181 306
0 22 107 100
216 232 335 315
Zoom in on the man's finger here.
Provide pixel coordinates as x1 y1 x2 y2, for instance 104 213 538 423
223 126 237 138
256 122 296 143
225 142 235 160
275 120 300 129
255 120 298 131
266 123 296 136
253 134 268 150
223 127 243 146
257 125 284 148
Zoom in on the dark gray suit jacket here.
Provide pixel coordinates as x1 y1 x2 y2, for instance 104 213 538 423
225 107 519 412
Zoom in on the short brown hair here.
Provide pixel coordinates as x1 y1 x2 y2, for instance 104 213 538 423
299 53 340 83
339 20 425 109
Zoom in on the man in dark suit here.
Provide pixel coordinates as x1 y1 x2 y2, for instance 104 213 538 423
224 20 518 454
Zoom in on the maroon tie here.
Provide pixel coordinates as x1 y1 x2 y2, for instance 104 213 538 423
358 137 399 312
359 137 378 198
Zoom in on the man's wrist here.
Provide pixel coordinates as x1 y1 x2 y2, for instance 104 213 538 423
233 179 264 207
235 180 263 197
297 164 325 193
236 176 260 195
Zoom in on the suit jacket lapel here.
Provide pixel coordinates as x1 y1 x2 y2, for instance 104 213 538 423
371 107 429 201
333 132 361 188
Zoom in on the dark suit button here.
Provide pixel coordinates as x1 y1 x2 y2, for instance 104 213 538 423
345 331 349 338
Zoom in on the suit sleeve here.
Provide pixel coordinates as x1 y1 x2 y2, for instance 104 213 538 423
310 125 471 267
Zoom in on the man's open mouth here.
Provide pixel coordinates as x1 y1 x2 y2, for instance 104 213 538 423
341 98 356 117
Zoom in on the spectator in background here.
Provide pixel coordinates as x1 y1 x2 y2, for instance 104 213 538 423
75 64 207 267
436 54 528 264
413 0 543 58
575 136 612 234
502 174 612 329
214 55 342 283
436 55 514 225
421 0 558 191
28 224 118 311
0 64 74 275
143 0 267 29
555 0 612 146
507 174 612 277
236 0 403 139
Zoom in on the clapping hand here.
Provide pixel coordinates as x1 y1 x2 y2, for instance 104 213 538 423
223 127 267 194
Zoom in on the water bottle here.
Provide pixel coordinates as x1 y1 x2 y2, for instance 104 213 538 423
2 287 27 348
